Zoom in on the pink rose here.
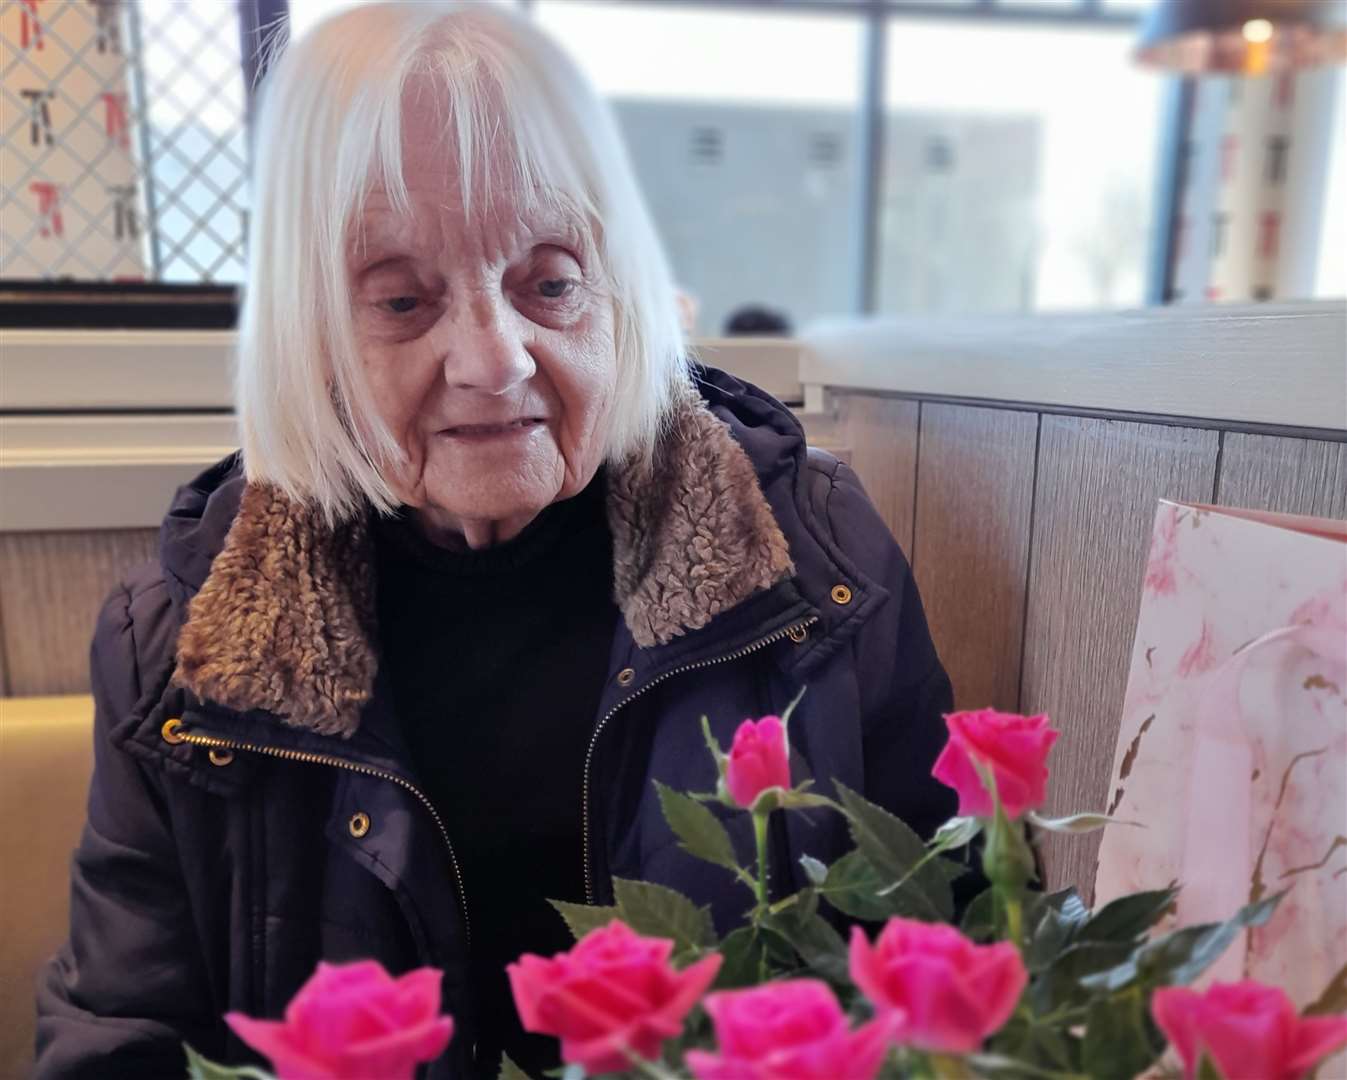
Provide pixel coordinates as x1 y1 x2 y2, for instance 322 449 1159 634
849 918 1026 1054
685 979 898 1080
931 709 1059 819
508 920 721 1074
1152 980 1347 1080
224 960 452 1080
726 716 791 809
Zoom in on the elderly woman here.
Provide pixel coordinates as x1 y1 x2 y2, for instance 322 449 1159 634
36 4 957 1078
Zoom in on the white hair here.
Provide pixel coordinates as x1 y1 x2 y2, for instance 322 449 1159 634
236 1 688 522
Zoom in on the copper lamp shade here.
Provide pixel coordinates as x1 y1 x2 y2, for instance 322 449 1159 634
1136 0 1347 74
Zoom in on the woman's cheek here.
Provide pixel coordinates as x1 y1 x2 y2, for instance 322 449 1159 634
359 339 439 502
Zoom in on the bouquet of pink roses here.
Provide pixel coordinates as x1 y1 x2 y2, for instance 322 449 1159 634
191 705 1347 1080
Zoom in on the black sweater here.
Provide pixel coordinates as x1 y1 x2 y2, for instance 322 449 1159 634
374 473 618 1078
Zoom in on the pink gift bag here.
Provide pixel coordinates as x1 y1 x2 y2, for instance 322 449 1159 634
1094 501 1346 1011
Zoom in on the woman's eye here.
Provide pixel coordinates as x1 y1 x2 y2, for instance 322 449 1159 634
538 278 572 299
383 296 420 314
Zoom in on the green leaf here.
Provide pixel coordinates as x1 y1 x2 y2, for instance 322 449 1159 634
1027 903 1085 973
1140 893 1281 987
1022 888 1089 967
497 1054 533 1080
549 899 620 942
816 849 897 922
931 815 983 850
834 782 953 921
799 854 829 886
655 781 744 877
184 1045 274 1080
1031 940 1139 1013
1027 811 1143 834
1081 989 1165 1080
960 887 999 941
1082 892 1284 994
933 856 971 884
712 927 764 988
1078 885 1179 946
612 878 716 954
759 890 849 983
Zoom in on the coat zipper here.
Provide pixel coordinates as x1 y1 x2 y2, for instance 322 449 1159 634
581 614 819 904
173 728 471 946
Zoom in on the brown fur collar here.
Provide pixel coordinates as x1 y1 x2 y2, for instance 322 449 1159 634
174 392 794 737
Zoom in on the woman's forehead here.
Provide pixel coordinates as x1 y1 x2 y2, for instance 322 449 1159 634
354 186 582 239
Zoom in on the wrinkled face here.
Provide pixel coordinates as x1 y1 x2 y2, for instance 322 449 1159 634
347 95 617 545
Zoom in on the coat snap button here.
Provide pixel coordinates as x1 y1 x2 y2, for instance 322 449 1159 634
787 625 809 644
348 812 371 838
161 718 186 744
616 667 636 687
830 584 853 606
208 748 234 767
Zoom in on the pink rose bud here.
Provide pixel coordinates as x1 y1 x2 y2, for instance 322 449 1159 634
225 960 453 1080
931 709 1059 820
726 716 792 809
507 920 721 1075
1152 980 1347 1080
849 917 1027 1055
685 979 900 1080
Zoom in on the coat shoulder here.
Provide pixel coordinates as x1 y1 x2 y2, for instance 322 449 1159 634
91 558 181 723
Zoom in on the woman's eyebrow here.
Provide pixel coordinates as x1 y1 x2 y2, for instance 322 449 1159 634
352 253 417 283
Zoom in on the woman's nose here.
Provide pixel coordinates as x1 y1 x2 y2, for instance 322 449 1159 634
439 292 534 395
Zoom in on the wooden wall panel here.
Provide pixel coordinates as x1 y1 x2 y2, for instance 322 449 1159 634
831 394 920 553
1021 418 1220 896
1218 433 1347 520
912 404 1038 713
0 599 8 696
0 530 159 696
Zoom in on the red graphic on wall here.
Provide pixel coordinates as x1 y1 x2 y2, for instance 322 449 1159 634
1258 211 1281 259
19 0 46 50
102 92 130 150
1220 135 1238 182
1205 284 1223 301
30 182 64 238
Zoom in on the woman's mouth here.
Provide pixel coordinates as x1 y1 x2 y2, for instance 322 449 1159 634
437 418 546 441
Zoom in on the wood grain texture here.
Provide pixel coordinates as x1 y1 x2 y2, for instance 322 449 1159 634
0 591 8 696
912 404 1038 712
831 393 920 552
0 530 159 695
1021 417 1219 896
1217 433 1347 520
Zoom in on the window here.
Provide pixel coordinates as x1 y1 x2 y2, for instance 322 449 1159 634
2 0 249 283
880 20 1162 313
535 1 866 338
5 0 1340 320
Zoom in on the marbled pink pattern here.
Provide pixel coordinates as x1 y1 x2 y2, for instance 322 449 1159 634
1096 501 1347 1064
1143 504 1183 596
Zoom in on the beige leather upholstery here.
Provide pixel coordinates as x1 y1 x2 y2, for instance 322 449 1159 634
0 696 94 1079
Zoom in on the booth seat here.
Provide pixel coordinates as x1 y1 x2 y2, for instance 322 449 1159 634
0 696 94 1079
